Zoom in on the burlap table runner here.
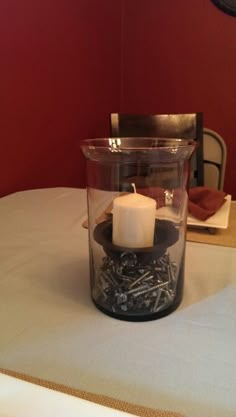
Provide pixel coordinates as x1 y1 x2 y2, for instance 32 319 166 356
0 368 184 417
186 202 236 247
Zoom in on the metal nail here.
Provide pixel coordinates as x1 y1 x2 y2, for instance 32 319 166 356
144 299 151 308
127 283 149 295
97 284 107 299
133 281 169 298
152 289 163 312
120 251 138 268
159 258 168 267
99 275 109 290
116 293 127 304
101 271 118 287
119 275 133 282
143 274 155 282
167 266 172 284
115 265 123 276
129 271 151 288
153 266 163 272
171 262 177 281
153 302 166 313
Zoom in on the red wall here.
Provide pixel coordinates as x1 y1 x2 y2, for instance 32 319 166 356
121 0 236 197
1 0 236 198
0 0 121 196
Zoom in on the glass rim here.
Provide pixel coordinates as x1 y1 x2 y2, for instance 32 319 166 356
81 137 197 151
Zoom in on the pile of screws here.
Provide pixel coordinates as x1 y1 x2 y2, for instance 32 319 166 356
93 251 179 316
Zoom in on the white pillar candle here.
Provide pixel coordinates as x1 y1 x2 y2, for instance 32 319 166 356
112 193 156 248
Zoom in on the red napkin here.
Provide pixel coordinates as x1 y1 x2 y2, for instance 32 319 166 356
188 187 226 221
137 186 226 221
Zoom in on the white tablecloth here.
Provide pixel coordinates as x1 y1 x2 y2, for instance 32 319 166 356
0 187 236 417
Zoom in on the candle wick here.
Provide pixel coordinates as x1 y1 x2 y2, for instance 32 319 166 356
131 183 136 193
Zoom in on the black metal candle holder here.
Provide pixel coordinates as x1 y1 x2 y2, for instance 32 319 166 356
94 219 178 262
92 219 183 321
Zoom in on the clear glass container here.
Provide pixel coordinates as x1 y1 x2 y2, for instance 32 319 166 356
81 138 196 321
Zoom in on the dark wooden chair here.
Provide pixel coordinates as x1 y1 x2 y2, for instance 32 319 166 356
110 113 204 188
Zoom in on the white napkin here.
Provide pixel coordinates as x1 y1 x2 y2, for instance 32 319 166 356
0 373 136 417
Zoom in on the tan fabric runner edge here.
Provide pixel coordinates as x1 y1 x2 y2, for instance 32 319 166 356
0 368 184 417
82 203 236 248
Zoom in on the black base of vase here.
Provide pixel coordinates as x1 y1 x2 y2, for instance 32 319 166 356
92 295 183 322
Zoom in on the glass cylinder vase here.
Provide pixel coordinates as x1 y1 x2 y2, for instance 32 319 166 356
81 138 195 321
